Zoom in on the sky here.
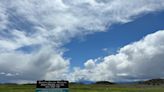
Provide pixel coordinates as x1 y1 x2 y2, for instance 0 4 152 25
0 0 164 83
65 11 164 68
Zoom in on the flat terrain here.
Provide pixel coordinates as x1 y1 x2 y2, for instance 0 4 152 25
0 84 164 92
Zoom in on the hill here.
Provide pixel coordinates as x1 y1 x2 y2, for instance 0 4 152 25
139 78 164 85
95 81 115 85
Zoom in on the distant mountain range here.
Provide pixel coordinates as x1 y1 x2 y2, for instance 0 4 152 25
1 78 164 85
70 80 115 85
70 78 164 85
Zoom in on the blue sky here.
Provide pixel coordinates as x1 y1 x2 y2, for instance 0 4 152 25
0 0 164 83
65 11 164 68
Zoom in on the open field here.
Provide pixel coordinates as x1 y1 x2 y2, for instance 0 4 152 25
0 84 164 92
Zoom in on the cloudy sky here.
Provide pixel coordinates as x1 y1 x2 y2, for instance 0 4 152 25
0 0 164 83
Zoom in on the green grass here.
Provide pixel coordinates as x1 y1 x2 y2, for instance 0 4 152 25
0 84 164 92
0 84 35 92
70 84 164 92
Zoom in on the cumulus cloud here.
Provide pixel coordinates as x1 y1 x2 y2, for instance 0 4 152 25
0 0 164 83
84 59 96 69
71 30 164 82
0 46 69 83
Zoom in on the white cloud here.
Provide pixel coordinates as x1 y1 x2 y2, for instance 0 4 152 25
0 0 164 83
71 30 164 82
0 46 69 82
0 3 8 30
84 59 96 69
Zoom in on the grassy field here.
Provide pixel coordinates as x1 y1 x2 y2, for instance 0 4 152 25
0 84 164 92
